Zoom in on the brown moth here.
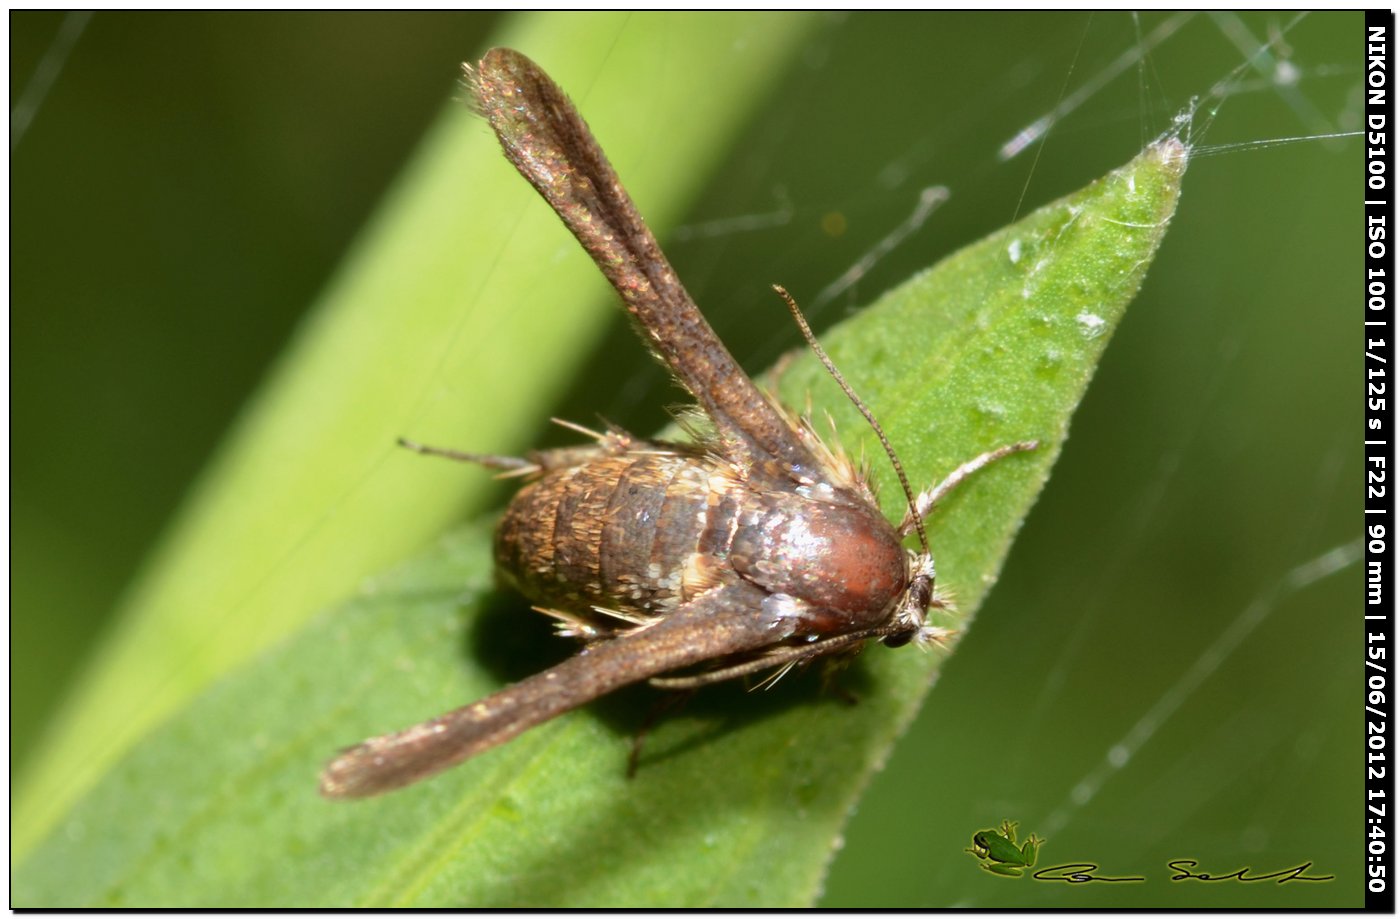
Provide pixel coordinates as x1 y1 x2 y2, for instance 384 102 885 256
319 47 1036 799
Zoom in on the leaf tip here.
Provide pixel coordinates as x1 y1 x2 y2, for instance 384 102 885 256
1148 134 1190 181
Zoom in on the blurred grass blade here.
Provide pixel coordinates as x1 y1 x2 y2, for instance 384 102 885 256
12 12 820 859
14 138 1187 906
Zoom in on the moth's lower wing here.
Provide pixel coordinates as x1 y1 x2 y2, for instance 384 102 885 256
319 580 779 798
469 49 827 482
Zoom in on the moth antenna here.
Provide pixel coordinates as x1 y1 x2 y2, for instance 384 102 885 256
771 285 929 555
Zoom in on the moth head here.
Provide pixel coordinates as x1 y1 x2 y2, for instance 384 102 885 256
881 551 938 647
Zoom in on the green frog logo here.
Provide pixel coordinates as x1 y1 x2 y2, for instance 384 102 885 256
966 820 1044 877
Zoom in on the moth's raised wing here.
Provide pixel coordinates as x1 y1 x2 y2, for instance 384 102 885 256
469 48 825 482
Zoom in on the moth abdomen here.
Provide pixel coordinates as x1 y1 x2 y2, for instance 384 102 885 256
495 448 743 623
495 434 912 641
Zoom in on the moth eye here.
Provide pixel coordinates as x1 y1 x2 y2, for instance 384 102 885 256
882 630 914 648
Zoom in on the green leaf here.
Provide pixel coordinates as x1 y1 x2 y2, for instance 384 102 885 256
13 138 1185 907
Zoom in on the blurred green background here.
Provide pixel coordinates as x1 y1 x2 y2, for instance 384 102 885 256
12 11 1360 907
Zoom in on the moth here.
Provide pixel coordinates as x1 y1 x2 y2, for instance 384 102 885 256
320 47 1036 798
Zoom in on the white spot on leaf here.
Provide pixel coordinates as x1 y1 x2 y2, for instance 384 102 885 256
1076 312 1107 338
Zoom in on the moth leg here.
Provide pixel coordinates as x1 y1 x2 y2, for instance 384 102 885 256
648 628 888 691
399 424 641 477
626 688 697 779
397 437 536 474
899 440 1040 536
760 344 807 396
817 656 863 706
528 421 653 469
